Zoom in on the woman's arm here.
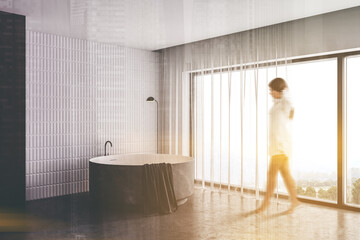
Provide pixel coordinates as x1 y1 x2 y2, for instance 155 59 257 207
281 99 294 120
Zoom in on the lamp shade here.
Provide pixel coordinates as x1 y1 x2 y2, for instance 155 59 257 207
146 96 156 102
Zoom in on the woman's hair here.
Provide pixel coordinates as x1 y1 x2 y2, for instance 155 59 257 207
268 77 288 92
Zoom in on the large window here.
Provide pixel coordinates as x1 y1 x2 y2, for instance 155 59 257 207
288 59 337 202
345 55 360 207
193 58 338 202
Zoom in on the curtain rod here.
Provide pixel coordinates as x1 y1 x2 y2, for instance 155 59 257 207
185 48 360 75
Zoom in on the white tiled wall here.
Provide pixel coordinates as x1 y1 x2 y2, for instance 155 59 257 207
26 30 160 200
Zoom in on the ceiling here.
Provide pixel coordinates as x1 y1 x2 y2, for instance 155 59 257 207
1 0 360 50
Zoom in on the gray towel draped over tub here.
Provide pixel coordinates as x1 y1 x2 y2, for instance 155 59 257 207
142 163 177 215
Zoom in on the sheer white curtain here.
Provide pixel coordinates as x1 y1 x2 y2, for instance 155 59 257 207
159 24 293 196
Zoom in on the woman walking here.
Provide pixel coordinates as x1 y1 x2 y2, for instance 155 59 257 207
256 77 300 213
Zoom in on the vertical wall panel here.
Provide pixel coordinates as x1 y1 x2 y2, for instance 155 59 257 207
0 10 26 209
26 30 159 200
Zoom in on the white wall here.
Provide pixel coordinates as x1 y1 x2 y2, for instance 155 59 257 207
25 30 160 200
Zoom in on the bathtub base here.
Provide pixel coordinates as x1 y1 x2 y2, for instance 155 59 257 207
89 154 194 211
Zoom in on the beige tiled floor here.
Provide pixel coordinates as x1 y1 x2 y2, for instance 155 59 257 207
157 187 360 240
2 186 360 239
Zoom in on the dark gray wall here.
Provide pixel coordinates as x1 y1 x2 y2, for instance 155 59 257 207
0 10 25 209
161 6 360 71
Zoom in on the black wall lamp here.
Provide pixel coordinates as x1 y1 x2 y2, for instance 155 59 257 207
146 97 158 153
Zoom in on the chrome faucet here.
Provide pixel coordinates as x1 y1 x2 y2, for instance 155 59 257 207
104 141 112 156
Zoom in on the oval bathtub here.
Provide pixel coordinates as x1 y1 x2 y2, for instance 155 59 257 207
89 154 194 208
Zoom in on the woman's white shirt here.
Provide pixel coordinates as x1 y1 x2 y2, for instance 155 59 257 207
269 94 293 157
